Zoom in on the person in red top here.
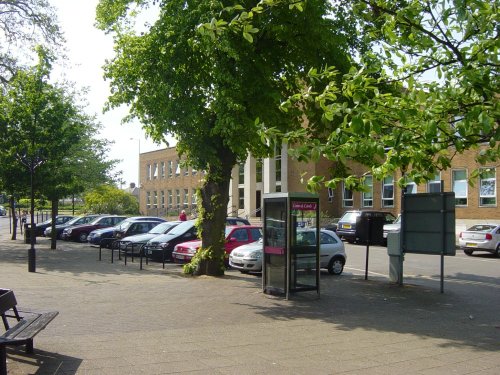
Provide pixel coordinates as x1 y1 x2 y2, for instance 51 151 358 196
179 210 187 221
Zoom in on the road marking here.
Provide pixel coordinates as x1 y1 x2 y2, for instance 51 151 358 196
345 267 500 289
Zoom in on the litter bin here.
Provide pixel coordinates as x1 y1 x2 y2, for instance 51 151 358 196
24 223 36 244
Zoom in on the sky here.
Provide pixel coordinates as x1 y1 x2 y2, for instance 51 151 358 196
49 0 169 187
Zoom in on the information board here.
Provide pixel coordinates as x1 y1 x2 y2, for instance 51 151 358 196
402 192 456 256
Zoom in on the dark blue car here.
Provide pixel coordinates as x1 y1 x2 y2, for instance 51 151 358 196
88 216 166 246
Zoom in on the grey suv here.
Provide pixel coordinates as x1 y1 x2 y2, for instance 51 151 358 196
336 210 396 243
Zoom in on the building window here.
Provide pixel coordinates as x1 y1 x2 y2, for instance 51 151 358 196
146 191 151 208
175 160 180 176
275 155 281 182
256 159 262 183
168 190 173 209
238 164 245 185
362 175 373 207
175 189 180 208
152 163 158 179
327 188 334 203
342 182 353 207
382 176 394 207
184 163 189 176
192 167 197 175
404 178 417 194
167 160 173 178
427 174 442 193
238 187 244 209
276 184 281 192
191 189 197 208
146 164 151 180
153 191 158 208
479 168 496 206
452 169 468 206
161 190 165 208
183 189 189 208
161 162 165 179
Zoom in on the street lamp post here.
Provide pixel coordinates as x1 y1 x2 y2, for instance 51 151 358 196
130 138 141 185
18 151 44 273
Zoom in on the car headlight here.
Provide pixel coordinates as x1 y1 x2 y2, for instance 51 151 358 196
247 250 262 259
66 229 72 234
160 242 169 249
187 246 198 254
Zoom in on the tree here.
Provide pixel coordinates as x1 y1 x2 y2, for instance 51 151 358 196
269 0 499 191
96 0 358 275
0 0 63 86
83 184 139 215
0 48 117 245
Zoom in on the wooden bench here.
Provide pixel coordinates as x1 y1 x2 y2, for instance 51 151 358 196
0 289 58 375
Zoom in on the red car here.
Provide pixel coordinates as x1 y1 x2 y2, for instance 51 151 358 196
172 225 262 264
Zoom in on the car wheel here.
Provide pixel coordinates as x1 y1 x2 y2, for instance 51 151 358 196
464 249 473 256
239 270 249 274
495 245 499 258
79 232 88 242
328 257 345 275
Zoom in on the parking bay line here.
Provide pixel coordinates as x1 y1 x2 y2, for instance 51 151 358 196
345 267 500 289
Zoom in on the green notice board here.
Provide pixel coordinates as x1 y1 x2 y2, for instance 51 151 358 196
402 192 456 256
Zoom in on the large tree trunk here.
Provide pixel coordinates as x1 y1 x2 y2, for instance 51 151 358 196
195 151 236 276
50 197 58 249
10 195 17 240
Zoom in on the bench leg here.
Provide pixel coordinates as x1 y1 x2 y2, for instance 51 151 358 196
25 339 33 354
1 345 7 375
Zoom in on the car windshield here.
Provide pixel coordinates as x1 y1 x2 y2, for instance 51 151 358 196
64 216 84 226
149 222 175 234
467 224 497 232
394 215 402 224
166 220 194 236
119 221 134 230
340 212 360 222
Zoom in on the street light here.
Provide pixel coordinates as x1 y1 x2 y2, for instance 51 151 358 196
130 137 141 185
18 149 45 273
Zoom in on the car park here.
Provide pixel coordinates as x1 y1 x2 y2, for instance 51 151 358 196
117 221 181 250
143 220 198 262
34 215 74 237
336 210 396 243
44 214 101 239
458 224 500 257
172 225 262 264
61 215 127 242
88 216 166 246
229 228 347 275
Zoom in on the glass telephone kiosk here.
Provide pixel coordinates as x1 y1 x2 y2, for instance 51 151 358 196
262 193 320 299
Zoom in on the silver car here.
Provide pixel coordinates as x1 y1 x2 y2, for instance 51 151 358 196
458 224 500 257
229 229 347 275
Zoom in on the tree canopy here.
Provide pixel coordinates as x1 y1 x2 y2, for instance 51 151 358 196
267 0 499 190
84 184 139 214
0 0 63 86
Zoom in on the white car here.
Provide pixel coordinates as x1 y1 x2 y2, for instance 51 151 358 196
229 229 347 275
458 224 500 257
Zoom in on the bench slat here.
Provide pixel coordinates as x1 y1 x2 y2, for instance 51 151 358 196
1 311 58 341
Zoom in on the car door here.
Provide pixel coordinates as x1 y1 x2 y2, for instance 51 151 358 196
319 231 339 267
226 228 251 254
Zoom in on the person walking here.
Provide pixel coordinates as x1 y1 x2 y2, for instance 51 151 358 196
179 210 187 221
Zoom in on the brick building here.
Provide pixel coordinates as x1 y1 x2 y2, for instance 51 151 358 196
139 145 499 227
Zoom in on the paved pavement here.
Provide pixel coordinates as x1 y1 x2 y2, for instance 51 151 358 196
0 218 499 375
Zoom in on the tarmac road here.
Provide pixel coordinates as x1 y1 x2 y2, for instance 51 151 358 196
0 217 499 374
